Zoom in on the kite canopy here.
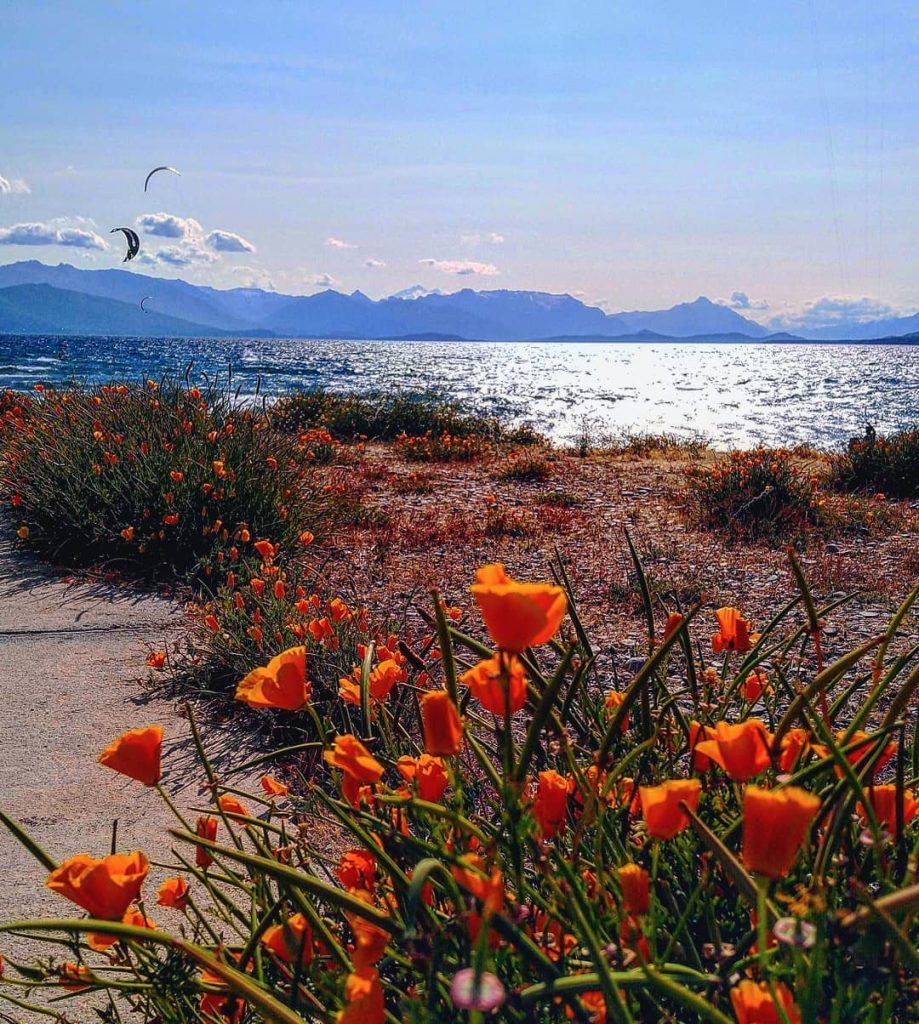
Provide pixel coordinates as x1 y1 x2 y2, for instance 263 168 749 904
110 227 140 263
144 165 181 192
140 295 152 312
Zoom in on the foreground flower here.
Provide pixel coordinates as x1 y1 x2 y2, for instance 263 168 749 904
46 851 149 920
711 606 755 653
618 863 650 915
98 725 163 786
260 774 289 798
694 719 772 781
195 816 218 869
339 966 384 1024
730 979 801 1024
420 690 463 755
156 876 189 909
639 779 701 839
218 794 251 821
461 653 528 716
533 770 571 839
324 734 384 783
262 913 313 965
858 784 919 829
235 646 310 711
450 968 506 1012
742 785 820 879
470 563 567 651
397 753 449 802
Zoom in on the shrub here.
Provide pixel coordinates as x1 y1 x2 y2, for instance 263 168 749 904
0 379 329 589
690 447 819 541
497 449 554 482
3 555 917 1023
829 424 919 499
394 431 485 462
271 388 505 442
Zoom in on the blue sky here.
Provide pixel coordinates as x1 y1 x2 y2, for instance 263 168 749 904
1 1 916 328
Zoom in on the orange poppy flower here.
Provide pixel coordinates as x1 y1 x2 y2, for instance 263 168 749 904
639 779 701 839
833 730 897 780
195 815 218 869
217 794 250 822
324 734 384 784
604 690 629 731
46 851 149 920
533 770 571 839
688 720 712 772
235 646 310 711
711 607 755 654
858 784 919 829
420 690 463 755
452 854 504 916
340 967 384 1024
397 753 449 802
743 670 770 702
694 720 772 781
470 564 567 652
742 785 820 879
253 539 275 560
260 774 289 798
146 650 167 669
199 991 245 1023
337 850 377 891
157 876 189 909
778 728 810 773
58 962 94 991
98 725 163 786
261 913 313 966
347 892 390 968
460 653 528 716
730 979 801 1024
617 863 650 915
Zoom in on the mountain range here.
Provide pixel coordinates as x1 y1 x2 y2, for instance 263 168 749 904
0 260 917 343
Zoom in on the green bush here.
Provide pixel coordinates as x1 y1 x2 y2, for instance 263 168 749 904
271 388 506 442
690 448 819 542
829 424 919 499
0 379 329 589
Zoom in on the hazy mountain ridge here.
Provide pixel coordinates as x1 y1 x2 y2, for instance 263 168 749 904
0 261 916 342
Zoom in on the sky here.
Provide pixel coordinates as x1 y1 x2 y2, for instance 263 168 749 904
1 1 916 330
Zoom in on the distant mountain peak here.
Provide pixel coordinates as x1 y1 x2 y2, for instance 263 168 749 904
390 284 443 301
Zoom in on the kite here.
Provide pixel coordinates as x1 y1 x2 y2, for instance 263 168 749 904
144 166 181 192
140 296 152 312
110 227 140 263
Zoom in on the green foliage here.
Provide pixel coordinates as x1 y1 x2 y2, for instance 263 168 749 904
690 448 820 542
2 557 917 1023
0 379 329 589
829 424 919 499
271 387 509 442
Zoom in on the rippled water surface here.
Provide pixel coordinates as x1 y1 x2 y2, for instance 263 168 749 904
1 335 916 448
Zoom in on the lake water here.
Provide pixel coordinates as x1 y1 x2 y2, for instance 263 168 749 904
0 334 916 448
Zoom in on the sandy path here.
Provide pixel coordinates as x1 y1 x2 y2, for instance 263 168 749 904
0 547 188 1019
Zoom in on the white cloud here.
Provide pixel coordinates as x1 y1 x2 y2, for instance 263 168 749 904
460 231 504 247
325 237 356 249
206 229 256 253
231 265 276 290
363 257 386 268
136 212 203 239
154 242 219 267
0 175 30 195
0 221 106 249
718 291 769 311
419 258 499 276
769 295 901 330
306 272 337 287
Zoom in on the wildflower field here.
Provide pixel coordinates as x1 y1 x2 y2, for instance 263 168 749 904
0 380 917 1023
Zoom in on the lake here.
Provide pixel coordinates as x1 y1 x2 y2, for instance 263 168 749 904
0 334 916 448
